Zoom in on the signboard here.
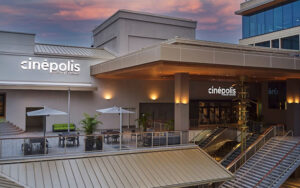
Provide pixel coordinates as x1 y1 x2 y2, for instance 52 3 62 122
20 58 80 74
208 86 236 97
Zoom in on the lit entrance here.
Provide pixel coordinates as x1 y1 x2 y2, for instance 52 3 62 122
26 107 43 131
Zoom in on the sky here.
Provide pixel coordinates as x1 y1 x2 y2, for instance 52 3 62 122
0 0 244 47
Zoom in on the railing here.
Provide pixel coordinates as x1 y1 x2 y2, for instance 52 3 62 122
0 131 190 161
257 139 300 188
229 128 293 188
227 125 284 173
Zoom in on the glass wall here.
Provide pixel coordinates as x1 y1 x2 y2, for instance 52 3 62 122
243 0 300 38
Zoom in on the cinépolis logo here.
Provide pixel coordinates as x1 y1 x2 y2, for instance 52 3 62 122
208 86 236 97
20 58 80 74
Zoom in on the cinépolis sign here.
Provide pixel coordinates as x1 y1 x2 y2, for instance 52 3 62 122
208 86 236 97
20 58 80 74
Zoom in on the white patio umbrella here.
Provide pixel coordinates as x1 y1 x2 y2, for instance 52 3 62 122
96 106 135 149
27 106 68 138
96 106 135 134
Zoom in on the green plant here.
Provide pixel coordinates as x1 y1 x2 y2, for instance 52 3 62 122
0 118 5 123
136 113 150 131
80 113 102 135
164 120 174 131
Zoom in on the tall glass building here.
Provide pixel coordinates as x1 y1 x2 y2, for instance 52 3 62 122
236 0 300 50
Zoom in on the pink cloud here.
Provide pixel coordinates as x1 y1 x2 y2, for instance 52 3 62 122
53 0 204 20
0 5 24 15
197 17 219 24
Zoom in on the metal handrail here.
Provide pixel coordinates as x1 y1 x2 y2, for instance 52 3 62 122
256 139 300 188
231 129 293 187
227 126 276 171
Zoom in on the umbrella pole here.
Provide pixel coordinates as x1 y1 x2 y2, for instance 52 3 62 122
120 107 122 150
68 88 70 132
43 116 46 154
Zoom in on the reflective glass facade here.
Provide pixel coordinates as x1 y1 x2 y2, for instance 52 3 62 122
242 0 300 38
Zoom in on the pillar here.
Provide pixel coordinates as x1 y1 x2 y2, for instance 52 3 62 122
174 73 189 131
286 79 300 136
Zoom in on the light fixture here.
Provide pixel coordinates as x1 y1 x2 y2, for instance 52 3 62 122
150 94 158 101
103 92 113 100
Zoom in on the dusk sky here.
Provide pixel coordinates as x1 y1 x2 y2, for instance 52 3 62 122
0 0 244 47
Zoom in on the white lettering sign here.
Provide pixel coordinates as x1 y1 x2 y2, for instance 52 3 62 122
20 58 80 74
208 86 236 96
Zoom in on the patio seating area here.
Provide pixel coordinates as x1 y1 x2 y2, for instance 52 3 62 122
0 130 189 160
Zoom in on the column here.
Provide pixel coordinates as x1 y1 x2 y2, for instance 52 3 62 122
286 79 300 136
174 73 189 131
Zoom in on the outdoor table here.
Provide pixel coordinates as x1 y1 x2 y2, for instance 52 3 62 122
58 132 80 147
104 131 120 144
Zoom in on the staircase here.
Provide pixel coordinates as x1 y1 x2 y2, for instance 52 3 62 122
198 127 226 148
0 122 24 136
220 137 300 188
221 134 260 167
0 174 24 188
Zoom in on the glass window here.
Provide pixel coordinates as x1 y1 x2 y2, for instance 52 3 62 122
274 7 283 31
265 9 274 33
257 12 265 35
283 4 292 29
0 94 5 117
243 16 250 38
255 41 270 47
250 14 257 37
281 35 300 50
272 39 279 48
293 1 300 27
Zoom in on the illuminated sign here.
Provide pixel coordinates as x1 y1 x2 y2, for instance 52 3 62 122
208 86 236 96
20 58 80 74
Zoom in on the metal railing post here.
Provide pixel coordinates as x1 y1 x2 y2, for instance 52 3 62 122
119 133 122 151
166 132 168 147
151 132 154 148
136 133 138 148
64 136 67 154
180 131 183 145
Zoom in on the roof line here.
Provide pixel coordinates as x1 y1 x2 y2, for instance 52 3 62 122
35 43 104 50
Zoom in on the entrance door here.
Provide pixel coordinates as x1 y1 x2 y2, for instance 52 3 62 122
0 94 5 118
26 107 43 132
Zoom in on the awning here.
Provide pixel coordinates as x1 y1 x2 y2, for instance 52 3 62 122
0 146 233 188
0 81 97 91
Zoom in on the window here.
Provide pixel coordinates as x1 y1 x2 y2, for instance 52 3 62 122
257 12 265 35
274 7 283 31
283 4 292 29
250 15 257 37
243 16 250 38
272 39 279 48
293 1 300 27
265 9 274 33
281 35 299 50
255 41 270 47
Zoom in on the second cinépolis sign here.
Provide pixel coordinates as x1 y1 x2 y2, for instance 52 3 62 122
20 58 80 74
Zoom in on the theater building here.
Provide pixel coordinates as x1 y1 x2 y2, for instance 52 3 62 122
0 9 300 135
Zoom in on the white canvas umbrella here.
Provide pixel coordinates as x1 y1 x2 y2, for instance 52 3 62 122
27 106 68 138
96 106 135 133
96 106 134 149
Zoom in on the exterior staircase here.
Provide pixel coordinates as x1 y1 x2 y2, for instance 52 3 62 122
0 122 24 136
221 133 260 167
220 137 300 188
0 174 24 188
198 127 226 148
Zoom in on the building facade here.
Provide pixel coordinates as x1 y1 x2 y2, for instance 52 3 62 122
237 0 300 50
0 9 300 136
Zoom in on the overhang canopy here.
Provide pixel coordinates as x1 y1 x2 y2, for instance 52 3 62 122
0 146 233 188
91 38 300 81
0 81 97 91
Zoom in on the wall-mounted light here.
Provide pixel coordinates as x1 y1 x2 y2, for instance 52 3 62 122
103 92 113 100
150 93 158 101
294 97 299 104
181 98 188 104
287 97 295 104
